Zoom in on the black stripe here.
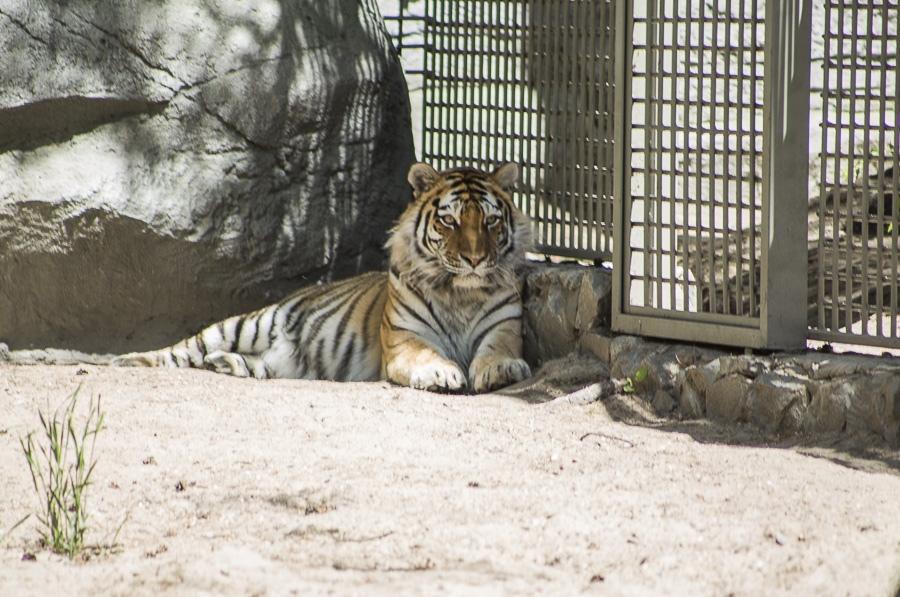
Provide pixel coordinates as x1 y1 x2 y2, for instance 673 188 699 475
303 284 366 350
283 277 369 334
233 317 244 353
313 337 327 378
414 201 426 240
413 237 432 261
335 333 357 381
296 347 310 376
185 347 199 368
403 281 451 339
360 280 385 342
330 285 372 362
421 211 437 252
392 295 439 336
290 282 362 336
216 322 229 352
249 317 260 351
470 315 521 355
470 292 519 331
383 314 419 335
195 333 207 357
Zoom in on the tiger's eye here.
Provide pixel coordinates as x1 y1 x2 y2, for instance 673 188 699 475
439 215 456 227
485 215 500 227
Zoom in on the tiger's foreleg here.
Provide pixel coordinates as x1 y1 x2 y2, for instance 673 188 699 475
468 317 531 393
382 332 467 392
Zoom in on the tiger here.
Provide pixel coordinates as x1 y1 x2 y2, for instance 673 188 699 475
112 162 533 393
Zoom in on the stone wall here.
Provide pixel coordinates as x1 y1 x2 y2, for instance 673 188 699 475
524 263 900 448
0 0 415 353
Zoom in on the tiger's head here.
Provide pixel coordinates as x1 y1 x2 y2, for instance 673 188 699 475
387 162 531 291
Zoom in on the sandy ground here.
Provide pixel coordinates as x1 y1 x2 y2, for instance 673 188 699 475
1 359 899 596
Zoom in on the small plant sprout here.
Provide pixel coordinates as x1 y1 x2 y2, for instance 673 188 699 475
19 386 105 559
622 364 649 395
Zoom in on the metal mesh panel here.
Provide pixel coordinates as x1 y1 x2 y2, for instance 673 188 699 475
413 0 616 260
811 0 899 348
625 0 765 319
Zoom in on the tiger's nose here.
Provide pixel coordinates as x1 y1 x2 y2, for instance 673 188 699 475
461 254 485 268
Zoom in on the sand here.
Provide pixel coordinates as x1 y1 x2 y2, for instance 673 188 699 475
1 360 899 596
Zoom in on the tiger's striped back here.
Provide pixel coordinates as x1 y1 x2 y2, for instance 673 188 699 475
114 271 387 381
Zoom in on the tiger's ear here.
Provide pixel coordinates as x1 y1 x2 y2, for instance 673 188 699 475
491 162 519 191
408 162 440 196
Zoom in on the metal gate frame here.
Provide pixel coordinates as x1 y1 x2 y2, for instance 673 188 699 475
611 0 812 349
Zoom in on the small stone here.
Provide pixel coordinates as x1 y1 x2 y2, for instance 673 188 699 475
718 355 772 378
748 373 809 434
706 374 751 424
805 380 852 433
578 332 612 364
679 382 705 419
849 373 900 446
609 336 646 366
651 390 676 415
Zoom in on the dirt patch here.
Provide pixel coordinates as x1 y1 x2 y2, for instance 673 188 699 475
1 363 899 595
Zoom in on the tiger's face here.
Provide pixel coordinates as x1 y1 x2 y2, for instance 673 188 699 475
388 162 531 291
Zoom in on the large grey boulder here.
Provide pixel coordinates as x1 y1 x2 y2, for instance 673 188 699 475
0 0 414 352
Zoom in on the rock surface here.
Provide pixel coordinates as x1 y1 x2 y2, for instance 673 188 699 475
522 263 612 366
0 0 414 352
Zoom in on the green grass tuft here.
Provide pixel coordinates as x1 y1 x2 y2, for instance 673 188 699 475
19 385 105 559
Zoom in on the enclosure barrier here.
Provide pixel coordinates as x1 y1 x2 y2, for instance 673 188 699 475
385 0 899 350
810 0 899 348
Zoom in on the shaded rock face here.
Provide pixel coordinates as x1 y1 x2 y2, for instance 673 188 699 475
522 263 612 366
0 0 415 352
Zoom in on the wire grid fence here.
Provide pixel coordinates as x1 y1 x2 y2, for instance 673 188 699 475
384 0 900 349
625 0 766 319
385 0 617 260
811 0 899 348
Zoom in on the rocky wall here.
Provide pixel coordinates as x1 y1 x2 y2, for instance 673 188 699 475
523 263 900 448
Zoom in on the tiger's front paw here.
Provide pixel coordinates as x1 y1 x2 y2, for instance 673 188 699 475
470 357 531 393
408 361 467 392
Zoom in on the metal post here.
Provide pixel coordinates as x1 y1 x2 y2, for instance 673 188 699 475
761 0 811 349
611 0 633 332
